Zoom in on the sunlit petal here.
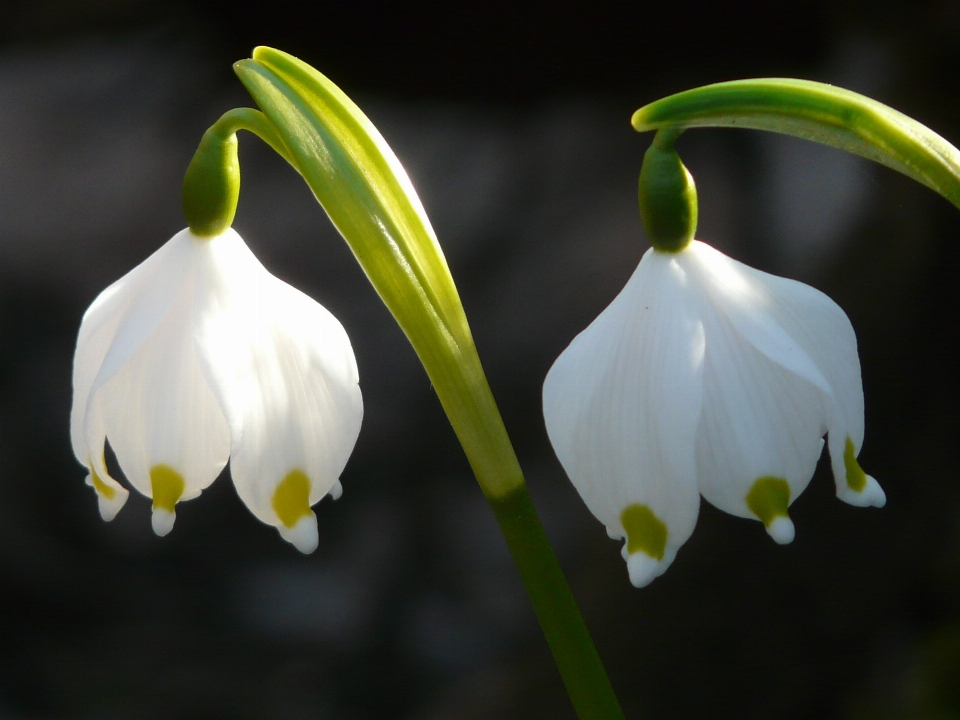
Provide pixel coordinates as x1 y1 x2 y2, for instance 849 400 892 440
96 287 230 535
690 298 828 542
71 231 198 517
544 248 704 586
192 230 362 552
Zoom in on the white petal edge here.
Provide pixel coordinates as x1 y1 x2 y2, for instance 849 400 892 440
683 241 883 508
79 394 128 516
766 516 796 544
837 473 887 508
72 230 210 516
543 248 704 585
84 471 129 521
191 229 363 547
681 242 833 399
624 545 679 588
71 231 193 463
278 514 320 554
96 273 231 525
687 288 829 527
151 508 176 537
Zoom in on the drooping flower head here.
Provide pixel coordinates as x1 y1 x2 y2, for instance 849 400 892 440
70 227 362 552
542 130 884 587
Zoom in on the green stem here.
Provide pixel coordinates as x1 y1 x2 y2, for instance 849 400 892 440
182 108 297 236
214 107 298 168
493 487 627 720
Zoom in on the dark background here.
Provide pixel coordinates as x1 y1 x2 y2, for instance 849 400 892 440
1 1 959 718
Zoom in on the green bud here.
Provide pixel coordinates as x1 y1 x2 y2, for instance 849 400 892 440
182 124 240 237
638 128 697 253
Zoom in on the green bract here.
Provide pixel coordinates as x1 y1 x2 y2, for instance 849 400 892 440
234 47 522 500
632 77 960 211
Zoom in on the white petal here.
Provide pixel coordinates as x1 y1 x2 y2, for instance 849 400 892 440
71 229 206 516
192 229 362 549
689 293 829 536
96 282 231 533
151 508 176 537
838 473 886 507
72 278 135 466
70 236 185 463
682 242 833 397
278 515 320 554
766 516 796 545
543 248 704 585
832 436 887 508
87 230 201 403
684 241 882 507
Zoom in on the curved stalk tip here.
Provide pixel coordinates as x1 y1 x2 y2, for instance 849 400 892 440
632 78 960 211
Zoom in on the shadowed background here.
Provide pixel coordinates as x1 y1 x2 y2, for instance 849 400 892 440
1 1 959 718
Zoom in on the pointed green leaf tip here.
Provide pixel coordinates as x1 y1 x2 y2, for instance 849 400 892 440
632 78 960 212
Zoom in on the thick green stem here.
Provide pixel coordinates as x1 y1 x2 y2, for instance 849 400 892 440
213 107 298 168
493 487 626 720
418 317 624 719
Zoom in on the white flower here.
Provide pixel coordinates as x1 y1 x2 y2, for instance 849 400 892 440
70 228 362 553
543 240 885 588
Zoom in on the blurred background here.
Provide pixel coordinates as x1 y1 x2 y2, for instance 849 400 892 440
1 1 959 718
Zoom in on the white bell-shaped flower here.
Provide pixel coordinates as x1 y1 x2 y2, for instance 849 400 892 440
543 240 885 587
70 228 362 552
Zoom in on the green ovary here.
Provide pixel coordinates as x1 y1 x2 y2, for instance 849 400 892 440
843 437 867 492
272 470 312 528
150 465 185 512
746 476 791 527
621 504 668 560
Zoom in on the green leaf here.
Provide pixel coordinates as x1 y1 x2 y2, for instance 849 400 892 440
632 78 960 211
235 48 469 348
234 47 522 499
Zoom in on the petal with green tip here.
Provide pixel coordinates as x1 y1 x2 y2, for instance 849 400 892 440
543 247 704 587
